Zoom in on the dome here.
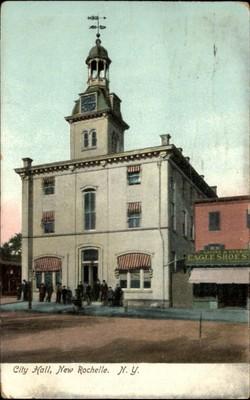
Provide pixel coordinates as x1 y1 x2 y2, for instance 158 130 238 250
85 39 111 65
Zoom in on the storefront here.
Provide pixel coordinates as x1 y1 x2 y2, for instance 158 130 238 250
187 249 250 309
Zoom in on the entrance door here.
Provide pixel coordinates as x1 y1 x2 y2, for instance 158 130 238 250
81 249 98 286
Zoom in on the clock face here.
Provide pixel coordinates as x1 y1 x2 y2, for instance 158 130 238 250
81 94 96 113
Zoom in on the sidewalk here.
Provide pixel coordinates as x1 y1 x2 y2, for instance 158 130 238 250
0 299 248 323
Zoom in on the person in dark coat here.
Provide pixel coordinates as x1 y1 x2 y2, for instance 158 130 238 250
62 286 67 305
66 287 72 304
77 281 84 298
93 279 101 301
46 285 53 302
86 284 92 305
16 284 22 300
113 284 123 306
100 280 108 305
56 284 62 303
22 280 28 301
107 287 114 306
39 283 46 302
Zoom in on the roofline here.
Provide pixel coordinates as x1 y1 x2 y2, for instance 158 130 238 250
65 109 129 130
14 143 216 198
195 195 250 204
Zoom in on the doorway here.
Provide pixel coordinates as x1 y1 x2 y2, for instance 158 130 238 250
81 249 99 286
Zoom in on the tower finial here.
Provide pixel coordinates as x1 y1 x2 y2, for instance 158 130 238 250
88 15 107 42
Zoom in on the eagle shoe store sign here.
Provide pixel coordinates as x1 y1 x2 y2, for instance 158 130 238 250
187 249 250 267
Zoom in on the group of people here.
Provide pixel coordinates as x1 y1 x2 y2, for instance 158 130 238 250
18 278 123 308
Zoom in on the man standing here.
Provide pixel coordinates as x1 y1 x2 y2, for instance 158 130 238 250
56 284 62 303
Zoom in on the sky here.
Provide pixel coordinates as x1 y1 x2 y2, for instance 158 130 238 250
1 1 249 244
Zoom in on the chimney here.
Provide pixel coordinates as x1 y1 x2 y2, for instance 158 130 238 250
22 158 33 169
160 134 171 146
200 174 205 179
178 148 183 153
185 156 190 162
210 186 217 195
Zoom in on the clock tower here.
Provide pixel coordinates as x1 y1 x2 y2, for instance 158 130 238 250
65 29 129 160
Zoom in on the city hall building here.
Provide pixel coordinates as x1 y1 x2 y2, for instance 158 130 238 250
15 31 217 307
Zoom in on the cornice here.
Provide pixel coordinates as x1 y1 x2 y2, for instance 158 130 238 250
15 145 172 176
65 109 129 130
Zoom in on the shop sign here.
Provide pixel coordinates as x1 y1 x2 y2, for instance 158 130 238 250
186 249 250 266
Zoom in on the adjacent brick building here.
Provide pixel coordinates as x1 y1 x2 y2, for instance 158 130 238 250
186 196 250 309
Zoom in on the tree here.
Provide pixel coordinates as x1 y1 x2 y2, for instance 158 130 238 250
0 233 22 259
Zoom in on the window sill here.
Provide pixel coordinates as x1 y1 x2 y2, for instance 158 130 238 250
127 182 141 186
81 146 97 152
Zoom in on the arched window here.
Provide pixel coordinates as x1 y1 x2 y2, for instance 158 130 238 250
83 131 89 148
91 130 97 147
91 60 97 79
112 132 119 153
83 189 96 230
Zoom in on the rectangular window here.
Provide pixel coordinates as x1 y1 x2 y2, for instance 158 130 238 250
128 202 141 228
35 272 42 289
119 273 127 289
247 210 250 228
43 177 55 195
42 211 55 234
190 215 194 239
44 221 55 233
84 191 96 230
119 269 151 289
182 210 188 237
204 244 225 250
209 211 220 231
127 165 141 185
182 178 185 198
130 272 140 288
143 271 151 288
170 202 176 231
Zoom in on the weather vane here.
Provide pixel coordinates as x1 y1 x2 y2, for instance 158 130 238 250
88 15 107 39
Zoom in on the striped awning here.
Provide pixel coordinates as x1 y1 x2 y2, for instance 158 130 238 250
117 253 151 271
34 257 62 272
127 202 141 214
42 211 55 222
127 165 141 173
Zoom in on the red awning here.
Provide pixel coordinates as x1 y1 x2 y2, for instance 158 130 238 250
117 253 151 271
127 165 141 173
127 202 141 214
34 257 62 272
42 211 55 222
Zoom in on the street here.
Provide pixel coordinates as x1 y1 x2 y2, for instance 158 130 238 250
1 311 248 363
